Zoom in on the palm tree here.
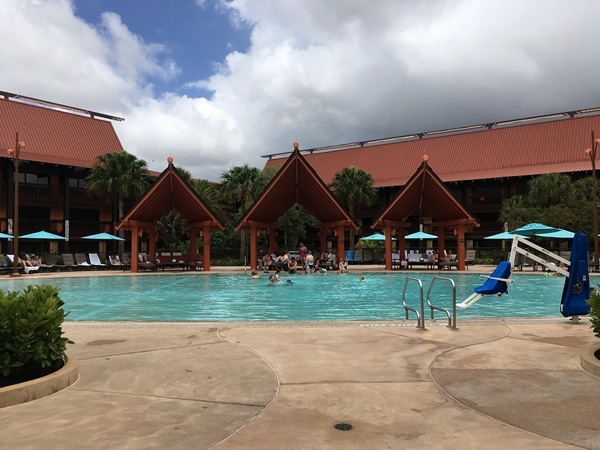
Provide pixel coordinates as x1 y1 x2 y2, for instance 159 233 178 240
220 164 266 259
85 151 150 250
329 166 377 249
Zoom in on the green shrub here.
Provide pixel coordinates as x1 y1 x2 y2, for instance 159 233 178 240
0 285 73 387
587 286 600 339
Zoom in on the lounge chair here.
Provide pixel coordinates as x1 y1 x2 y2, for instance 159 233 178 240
75 253 92 270
61 253 81 271
88 253 107 269
43 253 66 271
28 254 55 272
109 255 127 270
391 252 407 269
0 254 13 274
138 253 156 271
6 254 40 274
465 249 476 269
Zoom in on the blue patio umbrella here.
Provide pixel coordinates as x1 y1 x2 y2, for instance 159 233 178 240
537 228 575 239
484 231 528 240
509 222 560 237
0 232 13 239
19 230 66 240
360 233 396 241
404 231 437 240
82 232 125 241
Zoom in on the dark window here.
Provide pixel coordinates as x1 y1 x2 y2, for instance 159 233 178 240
69 208 99 221
69 177 87 189
472 186 501 205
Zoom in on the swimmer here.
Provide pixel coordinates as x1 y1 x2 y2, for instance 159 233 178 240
358 276 365 282
251 270 260 279
286 279 294 284
269 271 282 284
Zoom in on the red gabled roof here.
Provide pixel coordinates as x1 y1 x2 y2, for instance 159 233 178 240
118 163 224 231
236 149 358 231
0 95 123 168
264 113 600 187
373 160 479 229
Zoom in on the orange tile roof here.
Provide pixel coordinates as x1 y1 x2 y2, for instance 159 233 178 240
0 95 123 168
373 160 479 229
264 113 600 187
118 163 224 231
237 149 358 231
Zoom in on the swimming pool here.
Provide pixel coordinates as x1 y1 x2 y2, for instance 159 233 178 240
0 271 570 322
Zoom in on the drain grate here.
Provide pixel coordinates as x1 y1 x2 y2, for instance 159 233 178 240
334 423 353 431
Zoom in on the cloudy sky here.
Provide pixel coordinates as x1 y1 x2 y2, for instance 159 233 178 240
1 0 600 181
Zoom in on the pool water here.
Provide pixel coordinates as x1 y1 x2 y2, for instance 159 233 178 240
0 271 569 322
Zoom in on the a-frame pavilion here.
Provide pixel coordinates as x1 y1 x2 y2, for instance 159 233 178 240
117 157 224 272
373 156 479 270
236 146 358 269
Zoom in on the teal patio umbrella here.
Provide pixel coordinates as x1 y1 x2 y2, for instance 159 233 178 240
484 231 528 240
19 230 66 240
360 233 396 241
404 231 437 240
509 223 560 237
19 230 66 254
537 229 575 239
0 232 13 239
82 232 125 241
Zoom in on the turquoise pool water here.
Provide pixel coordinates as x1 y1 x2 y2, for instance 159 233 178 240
0 271 569 322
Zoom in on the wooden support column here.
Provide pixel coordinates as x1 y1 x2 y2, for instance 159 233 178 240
398 228 406 264
456 225 466 270
250 224 258 270
203 225 211 271
438 227 446 259
385 223 393 270
320 226 327 253
269 228 277 255
130 224 139 273
149 227 157 264
337 225 345 261
189 227 197 260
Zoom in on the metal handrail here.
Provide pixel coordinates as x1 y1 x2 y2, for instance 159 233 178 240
426 276 457 329
402 277 425 329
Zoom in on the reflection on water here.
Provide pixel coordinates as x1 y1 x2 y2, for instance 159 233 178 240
0 271 570 321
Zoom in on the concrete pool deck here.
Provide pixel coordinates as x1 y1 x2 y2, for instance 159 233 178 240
1 266 600 449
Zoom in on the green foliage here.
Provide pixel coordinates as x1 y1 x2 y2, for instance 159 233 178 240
0 285 73 386
277 205 318 250
329 166 378 249
587 286 600 339
499 173 596 236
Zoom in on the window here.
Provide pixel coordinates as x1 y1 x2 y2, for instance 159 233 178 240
18 172 49 185
472 186 501 205
69 177 87 189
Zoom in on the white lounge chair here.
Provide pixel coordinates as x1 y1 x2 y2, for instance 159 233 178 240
88 253 107 269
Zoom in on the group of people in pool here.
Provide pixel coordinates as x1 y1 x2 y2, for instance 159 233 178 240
254 244 351 285
260 245 348 275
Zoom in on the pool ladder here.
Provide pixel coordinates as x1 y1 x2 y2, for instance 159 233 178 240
401 276 457 330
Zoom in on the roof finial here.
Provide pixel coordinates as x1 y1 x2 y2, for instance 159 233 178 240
293 141 299 150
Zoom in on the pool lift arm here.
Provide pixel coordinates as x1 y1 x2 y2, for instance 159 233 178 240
458 235 571 309
509 235 570 276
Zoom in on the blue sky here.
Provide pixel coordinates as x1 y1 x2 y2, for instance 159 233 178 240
72 0 251 97
1 0 600 181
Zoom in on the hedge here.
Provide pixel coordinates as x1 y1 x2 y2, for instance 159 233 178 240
0 285 73 387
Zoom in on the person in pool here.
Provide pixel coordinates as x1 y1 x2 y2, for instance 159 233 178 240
269 270 282 284
251 270 260 279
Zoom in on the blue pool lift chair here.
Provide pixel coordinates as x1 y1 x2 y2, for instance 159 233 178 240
457 261 513 308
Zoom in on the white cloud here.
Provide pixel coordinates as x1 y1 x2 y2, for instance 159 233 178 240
1 0 600 182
